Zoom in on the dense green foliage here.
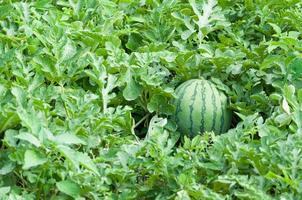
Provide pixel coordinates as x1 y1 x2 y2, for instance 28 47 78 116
174 79 231 137
0 0 302 199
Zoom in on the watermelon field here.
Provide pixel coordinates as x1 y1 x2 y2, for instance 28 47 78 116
1 0 302 199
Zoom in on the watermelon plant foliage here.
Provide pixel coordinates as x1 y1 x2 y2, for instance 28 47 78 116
0 0 302 199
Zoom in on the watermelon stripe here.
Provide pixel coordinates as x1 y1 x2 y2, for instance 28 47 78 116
219 93 225 133
178 82 196 135
200 81 206 133
189 82 199 137
209 82 217 132
215 88 223 133
175 81 193 124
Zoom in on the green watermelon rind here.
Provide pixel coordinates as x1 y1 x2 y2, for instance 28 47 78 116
174 79 231 137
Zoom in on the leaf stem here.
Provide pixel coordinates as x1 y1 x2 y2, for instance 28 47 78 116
134 113 151 128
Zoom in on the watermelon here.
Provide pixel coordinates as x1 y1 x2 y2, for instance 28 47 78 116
173 79 231 137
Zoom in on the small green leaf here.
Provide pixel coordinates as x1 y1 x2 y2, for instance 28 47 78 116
126 33 144 51
147 94 174 115
269 23 281 35
15 132 41 147
77 152 100 176
123 77 142 101
282 98 291 115
0 112 19 133
175 190 191 200
56 180 80 198
54 133 86 145
23 150 47 169
57 145 79 170
0 186 10 196
181 30 194 40
269 93 282 103
11 87 27 108
0 162 15 175
274 113 291 127
58 38 77 63
57 145 99 175
289 58 302 75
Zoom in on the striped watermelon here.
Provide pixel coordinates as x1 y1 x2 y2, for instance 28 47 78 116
173 79 231 137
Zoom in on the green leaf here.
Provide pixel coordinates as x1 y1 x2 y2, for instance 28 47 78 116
54 133 86 145
269 23 281 35
15 132 41 147
0 112 19 133
123 77 142 101
126 33 144 51
57 145 99 176
289 58 302 75
0 162 15 175
147 94 174 114
175 190 191 200
282 98 291 115
77 152 100 176
58 38 77 63
181 30 195 40
23 150 47 170
11 87 27 108
0 186 10 197
56 180 80 198
57 145 79 170
274 113 291 127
